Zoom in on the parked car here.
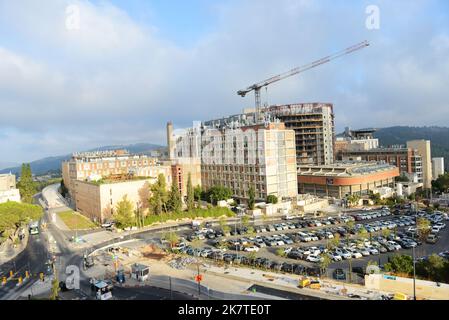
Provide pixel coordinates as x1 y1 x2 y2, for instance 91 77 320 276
426 234 439 244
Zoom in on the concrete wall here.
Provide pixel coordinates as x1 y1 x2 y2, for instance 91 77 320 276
365 274 449 300
0 174 16 192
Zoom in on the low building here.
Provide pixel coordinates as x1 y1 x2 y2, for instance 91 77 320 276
73 173 172 223
62 149 160 203
297 162 399 199
0 174 21 203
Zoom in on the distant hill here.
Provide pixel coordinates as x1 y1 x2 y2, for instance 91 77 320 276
373 126 449 171
0 143 165 176
0 162 19 171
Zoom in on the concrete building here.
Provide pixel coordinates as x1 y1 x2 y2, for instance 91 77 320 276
432 157 445 180
297 162 399 199
338 147 423 183
203 103 335 166
172 121 298 202
407 140 432 189
62 150 160 202
74 175 171 223
0 173 21 203
336 128 379 153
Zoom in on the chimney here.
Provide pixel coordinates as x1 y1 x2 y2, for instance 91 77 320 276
166 121 174 159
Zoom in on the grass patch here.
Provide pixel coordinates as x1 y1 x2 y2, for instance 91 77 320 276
144 207 235 226
58 210 97 230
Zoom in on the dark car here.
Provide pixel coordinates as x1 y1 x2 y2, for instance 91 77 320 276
293 264 305 275
281 263 294 273
270 262 282 272
333 268 346 280
306 267 321 277
352 266 365 276
83 255 95 270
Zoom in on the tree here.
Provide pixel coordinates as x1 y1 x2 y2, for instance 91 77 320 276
50 277 60 300
114 195 135 229
382 228 391 238
266 195 278 204
60 179 69 198
369 191 382 205
395 174 410 183
0 202 43 243
163 232 179 250
248 186 255 210
319 255 332 277
168 177 182 213
206 185 232 204
247 252 258 267
275 248 286 258
416 217 431 241
347 194 360 207
432 173 449 193
17 164 37 203
383 255 413 276
186 173 195 211
330 233 340 249
149 174 168 215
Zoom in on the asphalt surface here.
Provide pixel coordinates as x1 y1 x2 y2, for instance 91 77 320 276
247 285 322 300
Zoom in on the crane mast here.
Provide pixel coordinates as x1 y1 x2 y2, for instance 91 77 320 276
237 40 370 121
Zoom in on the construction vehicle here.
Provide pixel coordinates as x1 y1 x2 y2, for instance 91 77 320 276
237 40 370 120
393 292 408 300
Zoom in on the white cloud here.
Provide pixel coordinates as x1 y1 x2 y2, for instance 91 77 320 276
0 0 448 162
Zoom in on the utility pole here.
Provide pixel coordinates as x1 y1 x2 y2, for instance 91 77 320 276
412 207 417 300
169 276 173 300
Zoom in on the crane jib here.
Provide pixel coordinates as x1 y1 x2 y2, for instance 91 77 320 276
236 40 370 105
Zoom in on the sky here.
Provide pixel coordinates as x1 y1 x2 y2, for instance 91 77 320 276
0 0 448 164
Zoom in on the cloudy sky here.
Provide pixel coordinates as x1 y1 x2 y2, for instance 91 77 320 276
0 0 448 164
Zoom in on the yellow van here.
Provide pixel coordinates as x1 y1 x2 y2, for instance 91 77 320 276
393 292 408 300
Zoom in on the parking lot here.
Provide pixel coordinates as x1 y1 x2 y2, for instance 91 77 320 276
168 207 449 282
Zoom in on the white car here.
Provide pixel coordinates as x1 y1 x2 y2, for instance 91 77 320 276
387 241 401 251
244 246 259 252
435 222 446 230
366 246 379 255
335 248 352 259
308 247 322 256
306 254 323 263
347 248 363 259
328 252 342 262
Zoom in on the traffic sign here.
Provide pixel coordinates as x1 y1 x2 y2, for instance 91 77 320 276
195 274 203 283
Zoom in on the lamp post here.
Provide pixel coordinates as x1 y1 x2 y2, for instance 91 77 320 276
412 201 417 300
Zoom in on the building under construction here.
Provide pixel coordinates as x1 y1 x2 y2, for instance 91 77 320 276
203 103 335 166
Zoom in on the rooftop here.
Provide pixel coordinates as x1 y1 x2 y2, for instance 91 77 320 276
297 161 398 177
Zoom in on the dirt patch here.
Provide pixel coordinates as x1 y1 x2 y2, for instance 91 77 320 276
140 244 168 260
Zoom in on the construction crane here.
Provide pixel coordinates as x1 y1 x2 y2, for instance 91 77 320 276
237 40 370 119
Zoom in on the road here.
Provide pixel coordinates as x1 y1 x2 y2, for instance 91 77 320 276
0 190 195 300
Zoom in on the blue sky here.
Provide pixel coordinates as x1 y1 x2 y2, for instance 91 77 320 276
0 0 448 164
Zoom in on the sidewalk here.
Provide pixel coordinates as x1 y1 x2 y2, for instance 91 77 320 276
0 232 29 265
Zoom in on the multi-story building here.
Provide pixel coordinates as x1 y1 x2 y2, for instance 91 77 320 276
203 103 335 166
432 157 445 180
407 140 432 189
297 162 399 199
337 147 423 183
62 150 161 201
172 121 298 202
74 175 171 223
0 173 21 203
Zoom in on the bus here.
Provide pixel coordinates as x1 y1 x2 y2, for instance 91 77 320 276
29 221 39 235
